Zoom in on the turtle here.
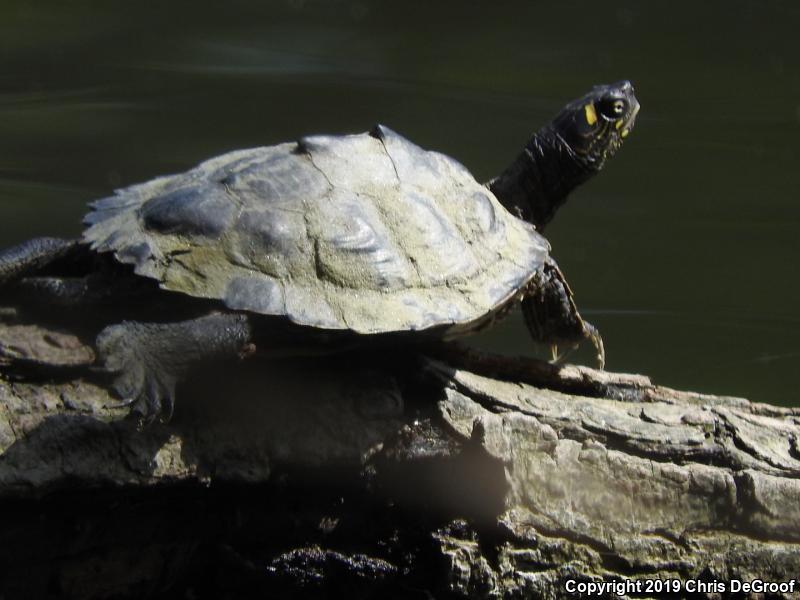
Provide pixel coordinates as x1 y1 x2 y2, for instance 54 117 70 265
0 81 640 423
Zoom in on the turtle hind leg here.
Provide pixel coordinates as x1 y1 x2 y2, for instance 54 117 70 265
96 313 254 424
521 258 605 369
0 237 80 284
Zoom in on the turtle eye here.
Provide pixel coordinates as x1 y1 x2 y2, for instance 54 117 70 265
597 98 627 119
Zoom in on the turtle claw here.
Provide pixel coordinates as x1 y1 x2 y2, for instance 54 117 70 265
549 342 577 366
106 397 137 410
583 321 606 370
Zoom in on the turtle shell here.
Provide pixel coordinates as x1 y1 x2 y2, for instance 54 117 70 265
83 125 549 333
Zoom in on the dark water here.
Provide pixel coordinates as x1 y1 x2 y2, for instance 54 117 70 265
1 1 798 405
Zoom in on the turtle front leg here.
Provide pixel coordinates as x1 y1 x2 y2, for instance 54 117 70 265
96 312 254 424
521 257 605 369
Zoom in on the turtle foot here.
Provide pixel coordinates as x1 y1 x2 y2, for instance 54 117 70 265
95 313 254 425
97 322 179 424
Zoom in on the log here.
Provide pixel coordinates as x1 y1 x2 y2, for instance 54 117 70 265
1 320 799 599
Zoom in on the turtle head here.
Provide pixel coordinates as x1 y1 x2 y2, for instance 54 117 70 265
551 80 640 172
489 80 640 231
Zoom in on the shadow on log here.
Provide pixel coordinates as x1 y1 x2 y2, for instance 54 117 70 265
1 321 800 599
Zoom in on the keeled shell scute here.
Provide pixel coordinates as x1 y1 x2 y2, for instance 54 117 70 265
83 126 549 333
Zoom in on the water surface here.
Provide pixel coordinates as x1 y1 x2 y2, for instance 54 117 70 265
1 0 798 404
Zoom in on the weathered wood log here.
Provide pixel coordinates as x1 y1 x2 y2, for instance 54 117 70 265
1 320 799 599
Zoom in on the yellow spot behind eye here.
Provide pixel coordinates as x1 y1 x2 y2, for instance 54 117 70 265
616 119 625 130
584 103 597 125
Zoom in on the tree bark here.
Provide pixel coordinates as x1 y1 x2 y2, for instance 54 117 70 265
1 320 799 599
